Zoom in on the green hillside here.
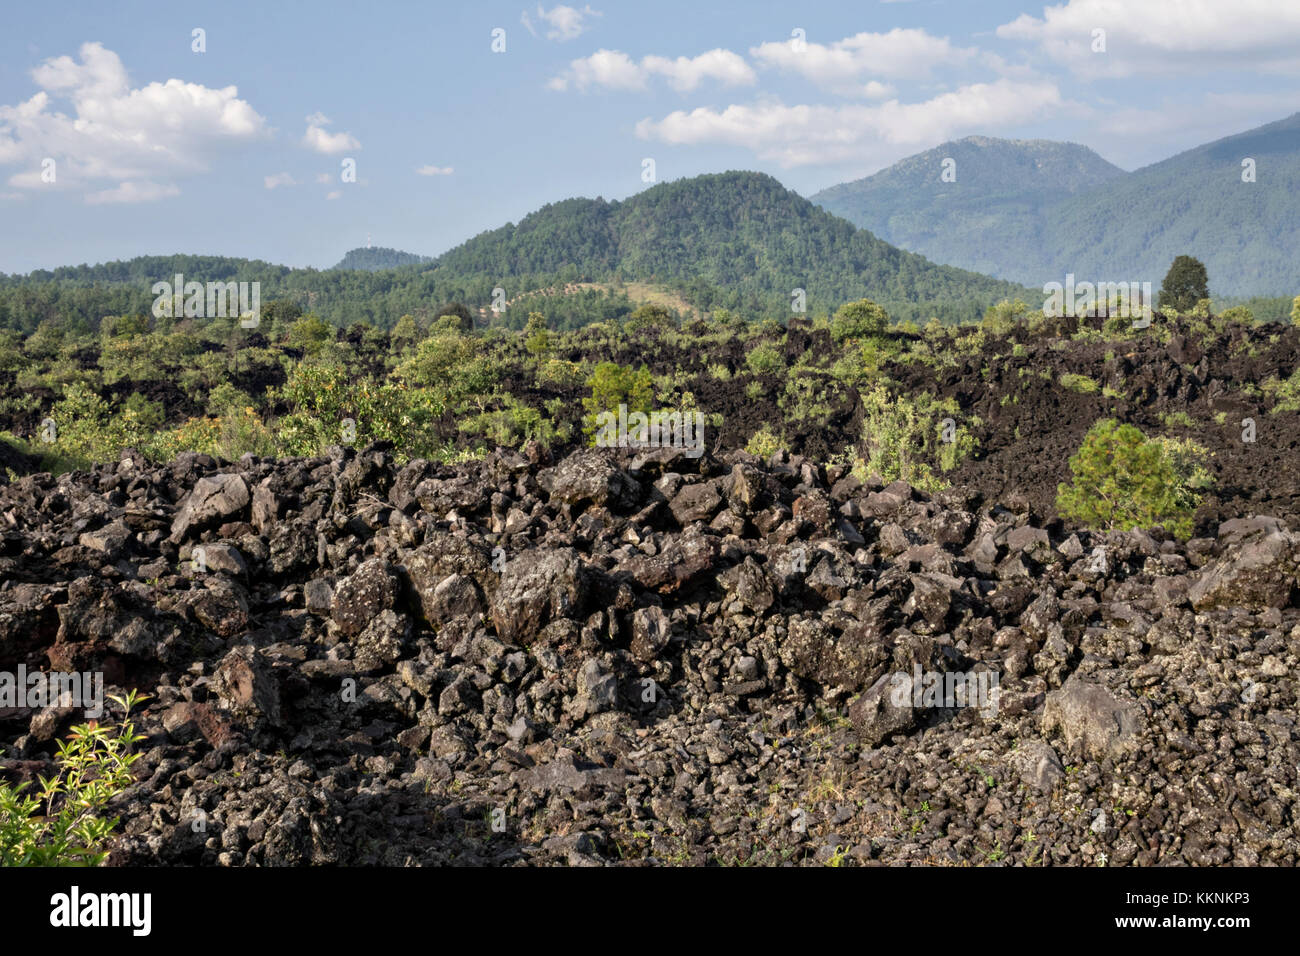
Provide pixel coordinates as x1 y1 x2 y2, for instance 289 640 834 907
813 137 1124 280
433 170 1032 321
813 115 1300 298
0 171 1032 333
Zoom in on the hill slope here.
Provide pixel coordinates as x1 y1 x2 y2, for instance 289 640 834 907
813 115 1300 297
0 172 1032 332
429 171 1032 320
1038 112 1300 296
813 137 1123 279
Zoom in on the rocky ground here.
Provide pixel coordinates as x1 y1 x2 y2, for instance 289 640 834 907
1 441 1297 866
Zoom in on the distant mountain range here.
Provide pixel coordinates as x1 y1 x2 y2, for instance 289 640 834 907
813 113 1300 298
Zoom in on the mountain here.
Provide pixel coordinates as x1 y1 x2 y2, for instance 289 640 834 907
0 172 1032 333
335 247 432 271
813 115 1300 298
429 170 1031 321
1035 113 1300 297
812 137 1124 281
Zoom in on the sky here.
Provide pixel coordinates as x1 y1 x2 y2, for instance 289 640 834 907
2 0 1299 274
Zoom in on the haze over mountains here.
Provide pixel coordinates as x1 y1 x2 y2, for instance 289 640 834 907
813 113 1300 298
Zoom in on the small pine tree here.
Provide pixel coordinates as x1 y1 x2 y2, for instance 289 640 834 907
1056 419 1207 539
524 312 551 357
1158 256 1210 314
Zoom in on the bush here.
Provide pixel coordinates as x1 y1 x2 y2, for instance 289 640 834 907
745 425 782 459
1263 367 1300 413
0 690 148 866
1059 372 1100 394
852 384 977 492
981 299 1030 336
581 361 653 439
831 299 890 342
744 342 784 375
1056 419 1209 539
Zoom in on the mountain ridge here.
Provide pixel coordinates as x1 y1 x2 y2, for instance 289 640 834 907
813 113 1300 297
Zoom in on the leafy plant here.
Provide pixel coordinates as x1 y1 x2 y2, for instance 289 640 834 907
745 425 782 459
852 383 976 492
0 690 148 866
581 361 653 439
831 299 890 342
1056 419 1209 539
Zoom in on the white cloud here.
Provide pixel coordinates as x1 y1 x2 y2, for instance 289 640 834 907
523 5 601 41
315 172 331 184
550 48 756 92
751 29 976 90
264 172 296 189
302 114 361 154
416 164 454 176
325 190 342 200
85 180 180 205
0 42 267 200
635 79 1064 167
998 0 1300 75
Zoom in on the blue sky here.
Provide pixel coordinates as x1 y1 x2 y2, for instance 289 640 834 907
2 0 1299 273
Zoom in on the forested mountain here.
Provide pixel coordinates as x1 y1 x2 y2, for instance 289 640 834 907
335 247 433 271
813 114 1300 297
812 138 1124 280
0 171 1031 333
433 171 1031 321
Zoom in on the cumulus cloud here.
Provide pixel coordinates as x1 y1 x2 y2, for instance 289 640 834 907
751 29 976 89
549 48 757 92
635 79 1064 167
998 0 1300 75
264 172 296 189
416 164 454 175
522 5 601 41
0 41 267 200
302 113 361 154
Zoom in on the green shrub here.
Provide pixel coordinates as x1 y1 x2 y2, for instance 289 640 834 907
744 342 784 376
831 299 890 342
745 425 782 459
1059 372 1100 394
581 361 653 439
852 384 976 492
524 312 551 357
981 299 1030 336
272 363 444 460
1056 419 1208 539
0 690 147 866
1263 367 1300 413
